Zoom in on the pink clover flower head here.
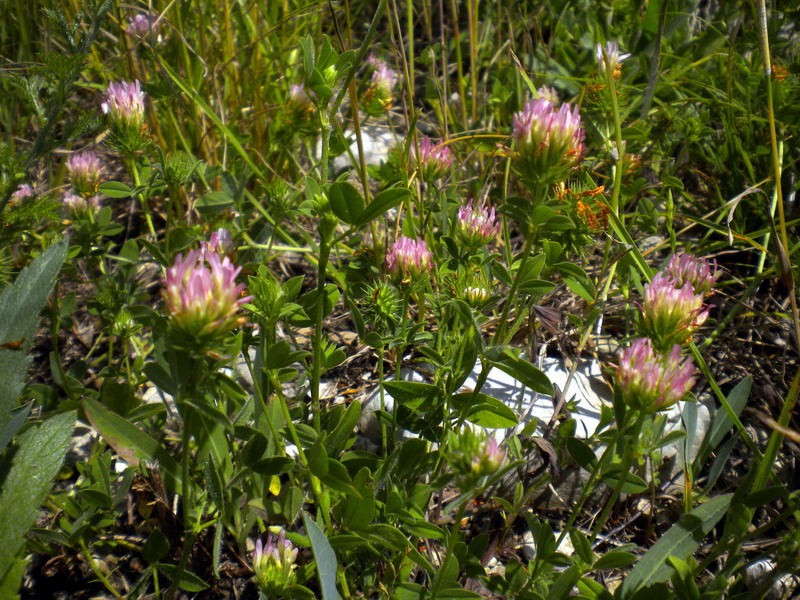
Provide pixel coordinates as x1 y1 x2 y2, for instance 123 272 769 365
615 338 696 412
66 151 103 197
386 236 434 288
664 252 719 295
285 83 316 134
456 200 500 248
471 436 505 476
253 529 298 594
102 80 146 130
63 191 101 219
537 86 559 104
364 54 397 115
289 83 311 106
410 136 454 183
371 63 398 94
596 41 631 76
163 250 252 343
201 227 235 259
512 96 586 185
11 183 34 203
640 272 709 348
126 13 160 37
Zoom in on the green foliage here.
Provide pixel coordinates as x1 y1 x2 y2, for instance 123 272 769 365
0 0 796 598
0 241 70 595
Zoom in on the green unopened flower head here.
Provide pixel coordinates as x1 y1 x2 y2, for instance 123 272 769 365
447 429 505 489
462 285 490 309
253 529 298 596
455 200 500 248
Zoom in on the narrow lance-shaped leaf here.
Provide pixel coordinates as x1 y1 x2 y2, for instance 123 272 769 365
0 411 76 587
0 240 67 434
302 512 343 600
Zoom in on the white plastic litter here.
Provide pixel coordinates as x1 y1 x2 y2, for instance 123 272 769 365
332 126 397 171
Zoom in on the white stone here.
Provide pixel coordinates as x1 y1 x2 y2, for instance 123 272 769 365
520 529 575 562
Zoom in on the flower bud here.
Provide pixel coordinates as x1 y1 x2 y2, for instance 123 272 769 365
201 228 235 260
615 338 696 412
66 151 103 197
512 96 585 185
596 41 631 79
126 13 161 39
456 200 500 248
252 529 298 595
284 83 317 135
446 429 505 489
386 236 434 289
462 286 490 309
63 191 101 219
409 136 454 184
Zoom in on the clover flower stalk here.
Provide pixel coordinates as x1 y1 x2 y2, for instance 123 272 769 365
512 96 585 185
615 338 696 413
252 530 298 596
456 200 500 248
639 272 710 348
66 151 103 197
596 41 631 79
163 250 252 345
386 236 434 289
665 253 719 295
410 136 454 184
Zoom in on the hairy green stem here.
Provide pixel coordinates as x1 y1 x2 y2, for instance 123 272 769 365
590 412 644 543
310 232 331 433
430 494 470 600
266 369 332 530
126 157 157 240
494 234 534 345
605 57 625 217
